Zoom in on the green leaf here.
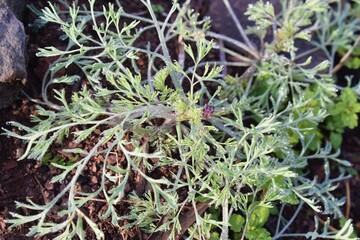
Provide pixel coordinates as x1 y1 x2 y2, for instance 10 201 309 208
245 1 275 30
229 214 245 233
37 46 69 57
330 131 343 149
153 67 171 91
209 231 220 240
52 75 80 85
345 57 360 69
73 126 97 143
343 167 358 176
249 205 270 228
183 43 195 62
245 227 272 240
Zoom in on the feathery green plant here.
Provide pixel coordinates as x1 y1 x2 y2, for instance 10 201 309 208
3 0 360 239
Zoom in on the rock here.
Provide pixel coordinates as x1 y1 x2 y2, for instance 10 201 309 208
0 0 26 108
4 0 25 20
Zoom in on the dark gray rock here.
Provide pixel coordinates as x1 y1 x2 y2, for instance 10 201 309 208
4 0 25 20
0 0 26 108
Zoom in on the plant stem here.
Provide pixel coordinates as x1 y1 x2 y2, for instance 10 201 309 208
220 197 229 240
222 0 256 52
273 201 304 239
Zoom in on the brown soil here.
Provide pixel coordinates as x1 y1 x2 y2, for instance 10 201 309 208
1 1 359 240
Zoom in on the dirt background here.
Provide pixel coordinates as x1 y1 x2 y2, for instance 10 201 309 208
0 0 359 239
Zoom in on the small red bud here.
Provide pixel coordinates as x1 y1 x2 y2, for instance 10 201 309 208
201 104 215 119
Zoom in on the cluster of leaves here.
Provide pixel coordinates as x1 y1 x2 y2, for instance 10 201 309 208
208 203 271 240
338 46 360 69
283 86 360 151
335 0 360 69
326 87 360 148
42 152 78 166
2 0 360 239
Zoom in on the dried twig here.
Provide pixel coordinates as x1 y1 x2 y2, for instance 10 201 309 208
317 216 338 232
33 175 50 205
332 35 360 74
148 200 211 240
345 180 351 220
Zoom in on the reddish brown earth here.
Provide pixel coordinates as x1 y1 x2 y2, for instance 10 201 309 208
0 1 359 239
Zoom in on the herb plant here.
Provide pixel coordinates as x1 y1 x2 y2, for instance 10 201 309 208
3 0 360 239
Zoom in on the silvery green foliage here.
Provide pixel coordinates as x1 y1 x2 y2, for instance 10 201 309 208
2 0 359 239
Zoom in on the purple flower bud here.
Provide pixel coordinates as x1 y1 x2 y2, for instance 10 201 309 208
202 104 215 119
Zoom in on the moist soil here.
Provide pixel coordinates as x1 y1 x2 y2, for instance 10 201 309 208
0 1 359 239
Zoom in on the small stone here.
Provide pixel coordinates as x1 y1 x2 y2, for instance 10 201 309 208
4 158 17 170
50 167 58 175
0 0 27 108
68 141 78 148
43 191 50 199
34 161 42 169
90 176 98 184
0 216 5 232
93 128 101 135
45 181 54 190
97 155 104 162
107 155 117 165
14 147 24 158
